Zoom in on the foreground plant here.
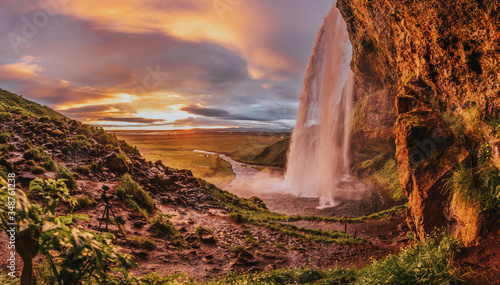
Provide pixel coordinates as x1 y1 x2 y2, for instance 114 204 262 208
0 178 138 285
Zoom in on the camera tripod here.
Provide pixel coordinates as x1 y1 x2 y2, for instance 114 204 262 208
97 185 135 254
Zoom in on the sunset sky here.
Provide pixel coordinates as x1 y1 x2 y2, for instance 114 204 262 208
0 0 334 129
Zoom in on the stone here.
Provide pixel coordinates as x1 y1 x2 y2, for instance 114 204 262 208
103 151 130 174
395 102 469 241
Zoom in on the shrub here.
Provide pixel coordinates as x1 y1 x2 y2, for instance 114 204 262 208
0 144 14 153
0 112 12 121
42 156 57 171
151 213 178 239
23 138 33 150
76 195 95 209
56 165 77 190
116 174 155 213
0 131 12 144
23 147 45 160
31 165 46 174
131 237 157 250
76 165 91 176
70 134 92 151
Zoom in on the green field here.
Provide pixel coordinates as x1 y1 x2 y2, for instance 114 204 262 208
114 130 290 186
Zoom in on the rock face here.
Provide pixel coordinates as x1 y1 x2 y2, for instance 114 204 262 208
338 0 500 244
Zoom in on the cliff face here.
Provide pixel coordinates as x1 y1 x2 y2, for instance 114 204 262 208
339 0 500 244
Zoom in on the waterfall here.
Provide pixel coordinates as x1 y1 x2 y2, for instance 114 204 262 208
285 3 355 208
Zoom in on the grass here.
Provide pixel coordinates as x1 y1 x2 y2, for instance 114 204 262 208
114 131 289 185
356 235 461 285
0 112 13 122
201 234 461 285
32 165 46 174
0 131 12 144
0 88 65 119
116 174 155 216
373 159 405 201
151 213 179 239
76 165 92 176
56 165 77 191
131 237 157 250
76 195 95 209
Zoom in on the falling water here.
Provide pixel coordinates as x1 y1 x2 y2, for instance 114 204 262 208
285 3 355 208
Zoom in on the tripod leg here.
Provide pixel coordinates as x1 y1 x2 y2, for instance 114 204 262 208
106 207 110 231
107 205 136 255
98 206 107 231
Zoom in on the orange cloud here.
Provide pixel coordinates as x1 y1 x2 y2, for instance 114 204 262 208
57 0 298 78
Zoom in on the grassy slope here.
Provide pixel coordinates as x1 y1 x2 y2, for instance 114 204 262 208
243 137 290 168
0 88 66 119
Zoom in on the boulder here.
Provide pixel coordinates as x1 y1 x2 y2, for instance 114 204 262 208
103 152 129 174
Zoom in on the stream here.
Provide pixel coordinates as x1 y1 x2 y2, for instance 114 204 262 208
193 150 384 217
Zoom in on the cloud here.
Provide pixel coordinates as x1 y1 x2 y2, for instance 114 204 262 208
98 117 165 123
0 0 333 129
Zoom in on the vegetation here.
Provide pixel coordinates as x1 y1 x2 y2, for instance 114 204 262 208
0 131 12 144
202 234 461 285
195 226 214 238
131 237 157 250
0 112 13 121
0 178 138 284
356 234 461 284
56 165 77 191
76 165 92 176
151 213 179 239
76 195 96 209
116 174 155 218
0 88 65 119
243 138 290 168
31 165 46 174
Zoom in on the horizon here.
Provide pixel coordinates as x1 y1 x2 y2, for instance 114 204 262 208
0 0 334 130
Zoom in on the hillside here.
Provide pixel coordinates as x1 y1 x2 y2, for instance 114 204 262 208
0 90 420 284
0 89 66 120
244 138 290 168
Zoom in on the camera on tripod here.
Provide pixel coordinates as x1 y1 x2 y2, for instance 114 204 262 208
101 184 110 203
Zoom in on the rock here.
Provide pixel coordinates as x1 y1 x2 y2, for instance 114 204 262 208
178 169 193 177
115 215 126 225
231 250 258 267
395 101 469 241
200 232 216 244
103 152 130 174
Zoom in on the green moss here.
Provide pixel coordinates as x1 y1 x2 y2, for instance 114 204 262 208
0 88 66 119
373 159 405 201
352 95 369 135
